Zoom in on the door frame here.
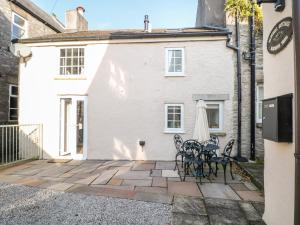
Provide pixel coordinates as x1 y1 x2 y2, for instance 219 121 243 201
58 95 88 160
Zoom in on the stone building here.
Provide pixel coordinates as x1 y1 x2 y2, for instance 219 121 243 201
0 0 64 123
196 0 264 160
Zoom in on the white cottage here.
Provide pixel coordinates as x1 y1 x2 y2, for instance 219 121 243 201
16 23 235 161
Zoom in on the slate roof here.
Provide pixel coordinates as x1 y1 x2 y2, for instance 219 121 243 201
9 0 64 33
15 27 230 44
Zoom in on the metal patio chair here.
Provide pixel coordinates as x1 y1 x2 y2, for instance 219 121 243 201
209 139 235 184
173 134 184 170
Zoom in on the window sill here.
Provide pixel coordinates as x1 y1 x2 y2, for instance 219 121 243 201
256 123 262 128
164 130 185 134
164 74 186 77
210 131 226 137
54 76 87 80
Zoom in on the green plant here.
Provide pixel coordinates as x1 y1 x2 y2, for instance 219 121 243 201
225 0 263 31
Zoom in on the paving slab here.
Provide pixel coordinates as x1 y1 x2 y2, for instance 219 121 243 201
114 170 151 180
239 202 262 222
68 184 137 200
172 213 209 225
134 192 173 204
103 160 134 167
75 174 100 185
35 165 75 177
162 170 180 178
236 191 264 202
91 184 135 191
168 181 202 197
122 179 152 187
14 177 47 187
205 199 248 225
156 161 176 170
150 169 162 177
152 177 167 187
92 169 118 185
244 181 259 191
108 178 123 186
173 196 207 216
229 183 250 191
0 175 24 183
135 186 167 194
200 183 241 200
44 182 74 191
252 202 265 216
132 163 155 171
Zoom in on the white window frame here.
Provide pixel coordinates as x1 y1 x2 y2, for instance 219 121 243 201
256 83 264 123
59 47 85 76
11 12 27 40
205 101 224 132
8 84 18 121
164 103 184 133
165 48 185 76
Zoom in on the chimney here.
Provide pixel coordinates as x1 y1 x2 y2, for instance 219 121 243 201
144 15 152 32
65 6 88 32
195 0 226 28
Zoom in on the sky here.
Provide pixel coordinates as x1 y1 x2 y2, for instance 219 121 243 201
31 0 198 30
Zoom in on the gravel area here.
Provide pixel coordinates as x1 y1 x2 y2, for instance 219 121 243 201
0 182 172 225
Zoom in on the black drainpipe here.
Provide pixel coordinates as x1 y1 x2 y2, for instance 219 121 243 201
249 2 256 161
293 0 300 224
225 17 248 162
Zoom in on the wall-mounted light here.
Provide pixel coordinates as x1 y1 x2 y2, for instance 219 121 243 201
257 0 285 12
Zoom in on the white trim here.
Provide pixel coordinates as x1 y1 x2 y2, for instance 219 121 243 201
11 12 28 40
256 83 264 123
164 103 184 133
205 101 224 132
165 47 185 76
58 95 88 160
8 84 18 121
58 47 85 76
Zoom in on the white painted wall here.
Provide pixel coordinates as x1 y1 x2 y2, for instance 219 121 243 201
262 1 295 224
19 37 235 160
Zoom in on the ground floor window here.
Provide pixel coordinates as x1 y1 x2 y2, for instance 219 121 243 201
205 101 224 132
9 85 18 121
256 83 264 123
165 104 184 133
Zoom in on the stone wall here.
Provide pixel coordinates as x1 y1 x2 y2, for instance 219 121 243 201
229 23 264 160
0 0 59 123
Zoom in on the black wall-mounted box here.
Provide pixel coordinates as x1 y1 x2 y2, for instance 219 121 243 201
262 93 293 142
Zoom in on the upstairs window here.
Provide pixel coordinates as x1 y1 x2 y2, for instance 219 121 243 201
9 85 18 121
11 13 27 39
256 84 264 123
165 104 184 133
206 101 224 132
165 48 185 76
60 48 84 75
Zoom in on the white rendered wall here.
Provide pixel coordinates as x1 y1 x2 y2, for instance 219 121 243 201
19 38 235 160
262 1 295 224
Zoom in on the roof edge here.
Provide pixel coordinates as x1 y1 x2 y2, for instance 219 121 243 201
14 30 231 44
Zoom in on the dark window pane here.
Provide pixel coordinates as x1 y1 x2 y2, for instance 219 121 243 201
60 58 65 66
67 58 72 66
10 97 18 108
207 107 219 129
11 86 18 95
66 67 72 74
73 48 79 56
10 109 18 120
73 67 78 75
79 48 84 56
73 58 78 66
67 49 72 57
60 67 65 75
60 49 65 57
14 15 25 27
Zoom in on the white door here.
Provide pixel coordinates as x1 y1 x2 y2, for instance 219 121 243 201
59 96 87 160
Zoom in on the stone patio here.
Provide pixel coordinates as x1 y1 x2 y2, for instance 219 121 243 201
0 160 266 224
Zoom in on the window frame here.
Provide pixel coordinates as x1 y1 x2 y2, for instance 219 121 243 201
58 47 85 76
8 84 18 121
164 103 184 133
256 83 264 124
165 47 185 76
11 12 27 40
205 101 224 132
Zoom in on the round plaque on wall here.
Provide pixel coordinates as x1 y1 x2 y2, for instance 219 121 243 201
267 17 293 55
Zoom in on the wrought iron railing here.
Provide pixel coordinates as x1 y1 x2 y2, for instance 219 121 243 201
0 124 43 166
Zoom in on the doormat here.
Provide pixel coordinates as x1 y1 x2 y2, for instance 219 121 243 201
47 159 72 163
